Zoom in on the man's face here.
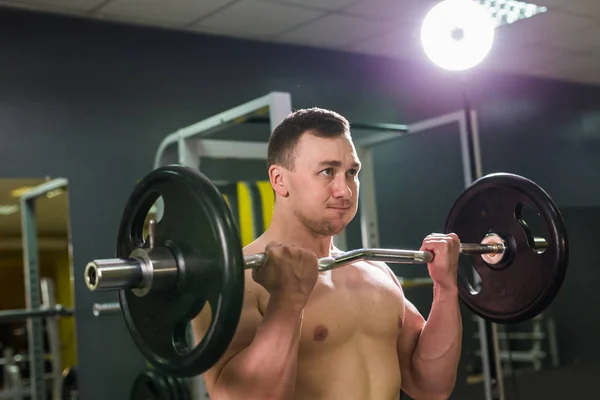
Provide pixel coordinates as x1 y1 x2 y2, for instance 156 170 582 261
286 132 360 236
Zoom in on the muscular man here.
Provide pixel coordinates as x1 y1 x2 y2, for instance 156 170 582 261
193 108 463 400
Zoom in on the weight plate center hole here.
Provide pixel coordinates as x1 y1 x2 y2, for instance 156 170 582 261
173 300 212 355
458 257 481 296
515 202 549 254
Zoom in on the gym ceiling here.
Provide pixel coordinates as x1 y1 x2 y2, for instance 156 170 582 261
0 0 598 85
0 0 598 246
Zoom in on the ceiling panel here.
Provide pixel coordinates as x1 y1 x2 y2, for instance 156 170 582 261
194 0 324 37
278 13 398 48
537 0 571 6
347 24 424 60
550 25 600 52
557 0 600 18
189 23 271 40
0 0 599 86
477 35 566 74
565 65 600 85
270 0 358 11
345 0 439 22
494 10 598 45
0 0 104 12
524 53 600 79
97 0 233 26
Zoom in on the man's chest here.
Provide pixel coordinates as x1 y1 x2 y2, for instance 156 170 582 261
299 263 406 348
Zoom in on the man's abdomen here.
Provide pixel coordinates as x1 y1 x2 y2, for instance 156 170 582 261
295 337 402 400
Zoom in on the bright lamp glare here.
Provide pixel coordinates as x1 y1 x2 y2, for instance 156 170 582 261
421 0 495 71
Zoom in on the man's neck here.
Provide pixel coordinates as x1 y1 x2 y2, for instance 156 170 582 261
263 208 334 259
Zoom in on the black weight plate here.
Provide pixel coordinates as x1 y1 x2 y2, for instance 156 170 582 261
61 366 78 400
177 378 191 400
117 165 245 377
131 370 172 400
165 375 181 400
445 173 568 323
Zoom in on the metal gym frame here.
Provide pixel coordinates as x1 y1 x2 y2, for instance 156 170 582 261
17 178 71 400
153 92 503 400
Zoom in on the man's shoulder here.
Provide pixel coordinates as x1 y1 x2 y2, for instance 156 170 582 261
362 260 402 288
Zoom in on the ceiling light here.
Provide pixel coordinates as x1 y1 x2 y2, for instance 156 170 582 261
421 0 495 71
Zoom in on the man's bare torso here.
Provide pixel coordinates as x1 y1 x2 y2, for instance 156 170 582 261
246 242 406 400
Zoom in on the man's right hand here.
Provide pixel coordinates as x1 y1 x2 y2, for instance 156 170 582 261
252 241 319 308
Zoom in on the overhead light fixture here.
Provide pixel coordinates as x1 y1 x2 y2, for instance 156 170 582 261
420 0 548 71
475 0 548 27
421 0 496 71
0 204 19 216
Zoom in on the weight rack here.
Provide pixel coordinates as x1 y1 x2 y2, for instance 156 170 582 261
0 178 71 400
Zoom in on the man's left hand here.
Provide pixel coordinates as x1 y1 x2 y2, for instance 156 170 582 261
420 233 460 291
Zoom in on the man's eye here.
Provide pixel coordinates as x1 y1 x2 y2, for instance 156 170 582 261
348 169 358 176
320 168 334 176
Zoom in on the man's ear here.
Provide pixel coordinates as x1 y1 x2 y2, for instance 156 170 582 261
269 165 288 197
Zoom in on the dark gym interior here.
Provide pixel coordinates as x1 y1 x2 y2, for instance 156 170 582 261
0 1 599 399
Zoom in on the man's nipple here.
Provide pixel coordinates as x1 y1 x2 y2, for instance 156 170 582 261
313 325 329 342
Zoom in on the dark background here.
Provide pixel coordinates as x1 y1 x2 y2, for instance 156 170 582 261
0 6 599 399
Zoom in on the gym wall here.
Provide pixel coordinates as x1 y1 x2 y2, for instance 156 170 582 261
0 6 599 399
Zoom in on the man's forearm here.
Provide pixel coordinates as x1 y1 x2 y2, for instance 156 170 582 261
214 295 304 400
411 285 462 397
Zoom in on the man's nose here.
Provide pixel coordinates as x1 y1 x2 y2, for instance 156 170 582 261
331 176 352 199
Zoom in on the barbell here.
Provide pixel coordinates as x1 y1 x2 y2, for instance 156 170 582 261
0 305 73 323
83 165 568 377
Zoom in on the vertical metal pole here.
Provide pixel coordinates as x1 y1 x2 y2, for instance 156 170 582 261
41 278 63 400
357 147 380 249
268 92 292 133
3 347 13 393
20 197 46 400
4 347 24 400
177 136 201 170
170 135 201 222
461 79 505 400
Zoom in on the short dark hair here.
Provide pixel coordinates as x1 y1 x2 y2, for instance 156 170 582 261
267 108 350 170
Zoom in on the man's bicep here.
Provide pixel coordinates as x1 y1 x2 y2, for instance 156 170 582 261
397 298 425 357
191 282 263 390
397 297 426 396
379 264 427 391
377 262 429 396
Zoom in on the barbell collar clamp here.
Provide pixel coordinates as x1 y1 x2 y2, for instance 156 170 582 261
85 246 178 296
